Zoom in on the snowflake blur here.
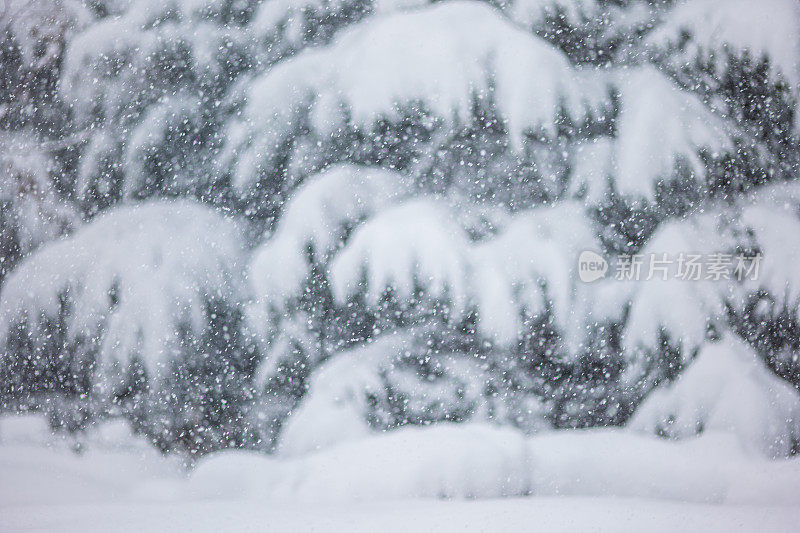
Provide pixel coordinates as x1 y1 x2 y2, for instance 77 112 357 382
1 0 800 529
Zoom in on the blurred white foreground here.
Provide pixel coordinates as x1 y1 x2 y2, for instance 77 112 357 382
2 416 799 532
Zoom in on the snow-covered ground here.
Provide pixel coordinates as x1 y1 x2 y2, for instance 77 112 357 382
7 497 800 533
2 415 799 532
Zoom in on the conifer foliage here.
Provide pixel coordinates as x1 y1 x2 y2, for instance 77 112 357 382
1 0 799 456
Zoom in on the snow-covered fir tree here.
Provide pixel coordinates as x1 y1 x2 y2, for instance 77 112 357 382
1 0 799 458
0 201 266 453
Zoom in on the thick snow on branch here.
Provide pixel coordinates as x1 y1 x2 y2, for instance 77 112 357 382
739 203 800 308
61 0 250 113
566 66 733 201
649 0 800 86
614 188 800 403
277 334 408 455
249 165 408 306
0 200 247 371
249 166 600 350
630 335 800 458
222 1 609 190
612 66 733 199
325 196 598 347
471 201 597 345
60 0 255 198
277 333 494 455
329 198 472 311
567 137 615 203
120 92 202 197
0 132 78 254
619 212 739 358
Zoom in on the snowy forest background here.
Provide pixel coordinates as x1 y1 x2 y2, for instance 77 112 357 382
2 0 800 468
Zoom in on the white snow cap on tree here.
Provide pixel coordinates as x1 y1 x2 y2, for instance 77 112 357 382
619 211 738 359
327 196 599 347
629 335 800 458
565 66 733 201
619 189 800 375
62 1 174 121
612 66 733 200
739 203 800 307
249 164 408 307
0 132 78 254
221 0 610 190
120 93 199 197
471 201 598 347
0 200 247 372
567 137 615 204
252 164 602 349
329 198 472 312
60 0 254 198
277 334 409 456
649 0 800 86
277 333 495 456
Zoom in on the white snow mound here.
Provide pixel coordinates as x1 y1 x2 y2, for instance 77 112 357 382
630 335 800 458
